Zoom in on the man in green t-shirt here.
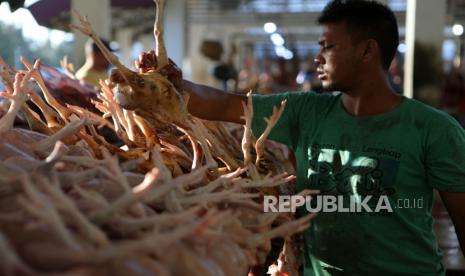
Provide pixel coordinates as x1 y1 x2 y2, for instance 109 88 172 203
161 1 465 275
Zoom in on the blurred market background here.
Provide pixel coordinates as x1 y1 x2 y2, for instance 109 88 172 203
0 0 464 274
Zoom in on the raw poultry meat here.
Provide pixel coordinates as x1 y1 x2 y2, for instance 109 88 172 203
0 1 317 275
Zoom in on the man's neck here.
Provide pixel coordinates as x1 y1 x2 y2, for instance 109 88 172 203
341 76 402 117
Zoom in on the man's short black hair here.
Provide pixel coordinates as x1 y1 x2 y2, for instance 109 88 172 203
317 0 399 70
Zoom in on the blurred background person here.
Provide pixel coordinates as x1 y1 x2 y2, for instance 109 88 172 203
443 66 465 112
75 38 113 87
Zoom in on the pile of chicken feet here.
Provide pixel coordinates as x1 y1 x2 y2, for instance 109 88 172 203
0 1 316 275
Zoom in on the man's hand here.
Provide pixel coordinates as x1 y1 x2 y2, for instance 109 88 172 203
135 53 246 123
135 50 183 91
440 191 465 255
135 50 158 73
159 58 183 91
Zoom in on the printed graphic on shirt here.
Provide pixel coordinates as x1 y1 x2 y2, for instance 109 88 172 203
304 143 404 273
307 143 401 210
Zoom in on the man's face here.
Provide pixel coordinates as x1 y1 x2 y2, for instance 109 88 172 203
315 22 363 93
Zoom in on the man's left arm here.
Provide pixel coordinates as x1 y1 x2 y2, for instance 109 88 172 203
425 117 465 256
440 191 465 254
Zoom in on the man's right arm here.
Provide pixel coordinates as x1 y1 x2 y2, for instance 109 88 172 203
183 80 246 124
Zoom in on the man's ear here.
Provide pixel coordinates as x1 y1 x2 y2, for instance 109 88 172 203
359 39 379 64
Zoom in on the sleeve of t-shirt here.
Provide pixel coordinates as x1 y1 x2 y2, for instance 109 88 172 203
425 115 465 192
251 91 318 151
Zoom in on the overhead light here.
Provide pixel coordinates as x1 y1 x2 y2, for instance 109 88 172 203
275 45 286 56
452 24 464 36
264 22 277 34
270 33 285 46
283 50 294 60
398 43 406 53
274 46 293 59
296 72 305 84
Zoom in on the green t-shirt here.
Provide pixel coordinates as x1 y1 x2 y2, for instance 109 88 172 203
252 92 465 276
